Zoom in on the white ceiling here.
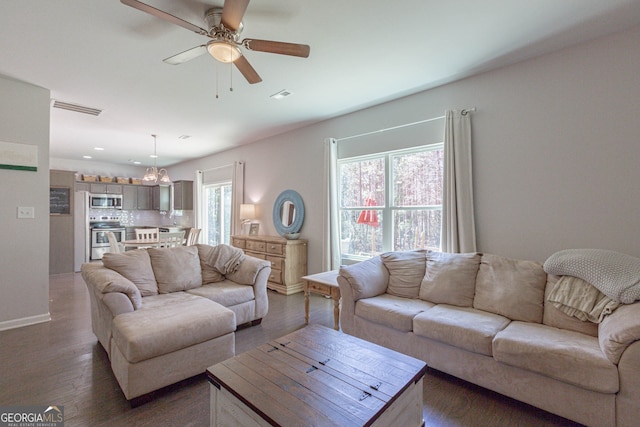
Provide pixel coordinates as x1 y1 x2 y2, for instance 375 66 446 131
1 0 639 168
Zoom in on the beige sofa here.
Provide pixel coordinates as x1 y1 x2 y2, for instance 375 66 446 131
337 250 640 427
81 244 270 400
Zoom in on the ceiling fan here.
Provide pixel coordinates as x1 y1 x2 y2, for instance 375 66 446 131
120 0 310 84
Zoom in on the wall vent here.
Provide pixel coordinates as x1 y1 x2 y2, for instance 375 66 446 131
270 89 292 100
51 99 102 116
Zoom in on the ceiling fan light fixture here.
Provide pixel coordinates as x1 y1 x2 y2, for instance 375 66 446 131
207 40 241 63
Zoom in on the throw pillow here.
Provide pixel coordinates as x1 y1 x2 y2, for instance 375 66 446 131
473 253 546 323
196 244 225 284
381 249 428 298
148 246 202 293
102 249 158 296
419 252 481 307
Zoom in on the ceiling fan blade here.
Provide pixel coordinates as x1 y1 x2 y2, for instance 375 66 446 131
163 45 207 65
221 0 250 32
243 39 310 58
120 0 208 35
234 56 262 84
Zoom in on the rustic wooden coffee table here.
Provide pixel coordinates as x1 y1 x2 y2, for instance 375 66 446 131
207 324 427 426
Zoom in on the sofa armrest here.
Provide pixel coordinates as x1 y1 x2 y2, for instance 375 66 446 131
338 256 389 301
225 256 271 320
598 301 640 364
338 257 388 335
225 256 271 285
81 263 142 311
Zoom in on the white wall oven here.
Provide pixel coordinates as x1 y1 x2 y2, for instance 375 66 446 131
90 222 125 260
90 193 123 209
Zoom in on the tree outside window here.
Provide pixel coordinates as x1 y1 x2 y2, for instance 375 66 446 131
204 182 232 246
338 144 443 262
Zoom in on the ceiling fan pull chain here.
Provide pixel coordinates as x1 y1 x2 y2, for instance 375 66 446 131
215 60 220 99
230 61 234 92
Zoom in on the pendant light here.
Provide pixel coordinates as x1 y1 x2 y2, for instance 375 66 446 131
142 134 171 184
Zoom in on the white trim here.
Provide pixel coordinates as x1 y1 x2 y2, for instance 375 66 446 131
0 313 51 331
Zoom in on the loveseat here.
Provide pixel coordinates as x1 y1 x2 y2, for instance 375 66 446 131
81 244 270 400
337 250 640 427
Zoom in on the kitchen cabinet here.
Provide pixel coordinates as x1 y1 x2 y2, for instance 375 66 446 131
89 183 122 194
137 186 152 210
122 185 153 210
75 182 90 192
153 185 170 211
122 185 137 210
173 180 193 210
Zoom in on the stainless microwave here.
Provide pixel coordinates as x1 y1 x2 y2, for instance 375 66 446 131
89 193 123 209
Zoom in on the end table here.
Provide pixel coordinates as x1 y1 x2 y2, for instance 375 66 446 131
302 270 340 330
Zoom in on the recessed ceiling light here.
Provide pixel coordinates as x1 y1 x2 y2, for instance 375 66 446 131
270 89 292 100
94 147 104 151
150 154 158 158
133 161 141 165
83 155 92 159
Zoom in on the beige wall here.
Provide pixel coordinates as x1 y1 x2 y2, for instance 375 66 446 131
170 25 640 273
0 75 51 329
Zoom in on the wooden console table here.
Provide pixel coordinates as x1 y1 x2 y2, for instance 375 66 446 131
232 235 307 295
302 270 340 330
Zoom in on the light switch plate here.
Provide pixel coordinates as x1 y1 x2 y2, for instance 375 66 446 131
17 206 35 219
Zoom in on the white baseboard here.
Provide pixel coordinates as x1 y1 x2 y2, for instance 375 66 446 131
0 313 51 331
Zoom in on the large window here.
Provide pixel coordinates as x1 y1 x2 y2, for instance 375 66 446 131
203 182 232 246
338 144 443 261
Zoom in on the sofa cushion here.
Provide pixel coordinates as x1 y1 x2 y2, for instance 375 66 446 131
102 249 158 296
196 244 225 284
543 275 598 337
187 280 255 307
339 257 389 301
474 254 546 323
381 249 428 298
419 252 480 307
112 293 235 363
493 321 619 394
148 246 202 293
355 294 434 332
413 304 510 356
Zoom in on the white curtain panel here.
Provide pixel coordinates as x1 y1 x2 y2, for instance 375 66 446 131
322 138 340 270
231 161 244 236
194 170 203 230
442 109 477 253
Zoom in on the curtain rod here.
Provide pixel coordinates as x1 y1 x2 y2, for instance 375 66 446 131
335 107 476 142
198 163 236 173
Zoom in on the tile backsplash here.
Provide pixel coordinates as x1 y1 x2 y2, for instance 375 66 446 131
89 208 193 227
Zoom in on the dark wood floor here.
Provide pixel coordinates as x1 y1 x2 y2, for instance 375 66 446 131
0 273 583 427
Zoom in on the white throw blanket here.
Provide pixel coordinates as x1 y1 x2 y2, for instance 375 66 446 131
543 249 640 304
547 276 620 323
207 244 246 275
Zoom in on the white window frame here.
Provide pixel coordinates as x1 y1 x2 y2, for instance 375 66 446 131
201 180 232 246
338 143 443 263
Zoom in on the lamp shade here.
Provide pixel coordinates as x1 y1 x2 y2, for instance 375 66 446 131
239 203 256 220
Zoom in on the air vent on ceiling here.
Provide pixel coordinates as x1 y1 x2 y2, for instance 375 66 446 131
270 89 292 100
178 135 191 140
51 100 102 116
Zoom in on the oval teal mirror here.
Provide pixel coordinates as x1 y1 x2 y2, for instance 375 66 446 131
272 190 304 238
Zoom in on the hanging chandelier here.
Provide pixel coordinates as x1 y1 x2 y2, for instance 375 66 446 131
142 134 171 184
